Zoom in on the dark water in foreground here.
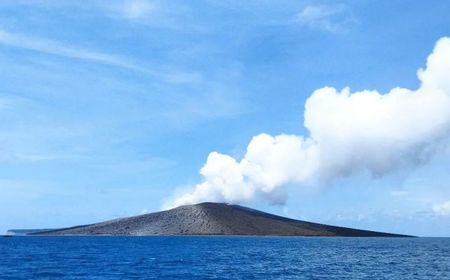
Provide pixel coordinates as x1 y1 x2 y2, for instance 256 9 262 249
1 237 449 279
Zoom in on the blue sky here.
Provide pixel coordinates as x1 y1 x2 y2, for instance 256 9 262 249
1 0 450 236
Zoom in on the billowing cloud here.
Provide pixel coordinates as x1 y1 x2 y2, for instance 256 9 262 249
165 37 450 209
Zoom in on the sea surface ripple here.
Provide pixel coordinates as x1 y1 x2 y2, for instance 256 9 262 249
1 236 449 279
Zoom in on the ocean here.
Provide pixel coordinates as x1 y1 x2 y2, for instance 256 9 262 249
1 236 449 279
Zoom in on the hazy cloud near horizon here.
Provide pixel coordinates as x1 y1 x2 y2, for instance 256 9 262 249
165 37 450 209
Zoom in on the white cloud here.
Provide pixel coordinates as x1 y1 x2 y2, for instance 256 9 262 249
433 201 450 216
0 153 71 163
165 37 450 209
0 29 205 84
0 29 141 71
295 4 355 33
107 0 180 28
120 0 156 20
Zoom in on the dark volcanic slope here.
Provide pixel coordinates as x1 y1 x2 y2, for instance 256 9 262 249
37 203 410 237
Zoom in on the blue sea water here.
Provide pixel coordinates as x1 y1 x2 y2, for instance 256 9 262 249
1 236 449 279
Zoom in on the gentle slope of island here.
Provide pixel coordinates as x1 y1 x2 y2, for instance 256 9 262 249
23 202 412 237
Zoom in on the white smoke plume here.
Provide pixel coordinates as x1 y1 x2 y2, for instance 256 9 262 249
165 37 450 209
